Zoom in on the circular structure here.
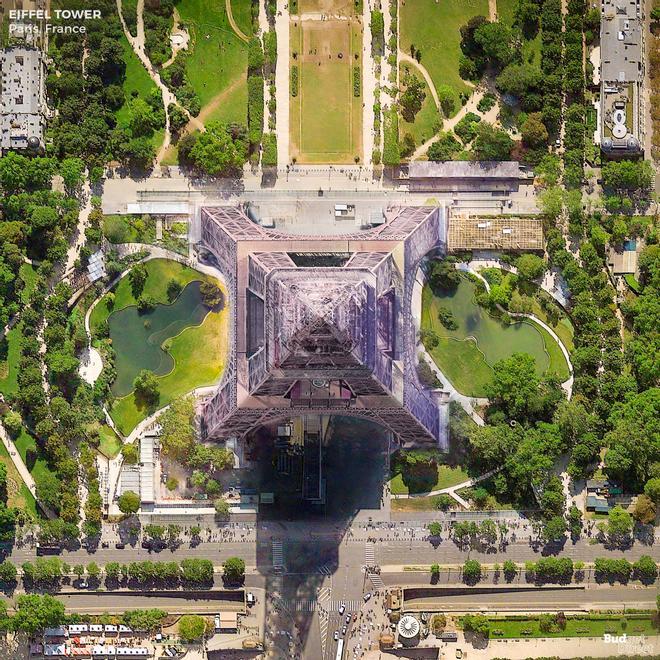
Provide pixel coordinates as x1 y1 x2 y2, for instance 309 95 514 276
397 615 421 640
27 136 40 149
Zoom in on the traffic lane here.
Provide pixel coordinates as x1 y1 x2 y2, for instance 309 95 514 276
402 585 659 610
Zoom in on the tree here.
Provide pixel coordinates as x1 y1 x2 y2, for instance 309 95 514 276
12 594 65 634
430 563 440 578
496 63 542 100
427 132 461 161
168 104 188 135
521 113 548 148
128 98 159 137
427 522 442 537
105 562 121 580
400 72 426 122
474 21 515 68
434 494 454 511
122 609 167 632
462 559 482 583
59 158 85 190
188 122 248 176
632 494 656 524
2 411 22 437
462 613 490 638
0 561 17 583
73 564 85 579
644 478 660 504
222 556 245 582
516 254 546 280
485 353 539 420
87 562 101 579
429 260 461 292
178 614 206 642
199 281 224 308
117 490 140 515
471 123 514 161
214 497 230 518
159 396 195 462
539 185 564 220
543 515 567 542
632 555 657 582
436 84 457 117
166 278 183 302
604 505 633 541
128 263 148 298
181 558 213 583
503 559 517 581
133 370 160 408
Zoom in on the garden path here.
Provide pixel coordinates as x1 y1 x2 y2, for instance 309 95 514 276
226 0 249 43
275 0 290 164
398 52 440 110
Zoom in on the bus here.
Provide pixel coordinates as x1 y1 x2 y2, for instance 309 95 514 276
335 638 344 660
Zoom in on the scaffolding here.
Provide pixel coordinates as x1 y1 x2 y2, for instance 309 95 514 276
448 214 543 251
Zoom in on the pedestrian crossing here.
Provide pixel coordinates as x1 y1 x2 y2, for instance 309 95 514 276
317 563 333 576
369 572 384 589
328 599 361 612
272 539 284 569
365 541 375 567
284 599 317 611
318 586 332 602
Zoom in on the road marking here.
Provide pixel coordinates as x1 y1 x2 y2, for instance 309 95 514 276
365 541 375 567
369 572 384 589
318 563 333 576
272 539 285 569
328 599 360 611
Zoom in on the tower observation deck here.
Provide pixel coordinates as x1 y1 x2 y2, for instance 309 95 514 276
199 204 448 449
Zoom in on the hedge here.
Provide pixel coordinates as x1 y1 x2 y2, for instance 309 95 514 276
383 107 400 166
262 132 277 167
247 75 264 147
264 30 277 72
353 67 361 97
291 65 299 97
370 10 384 55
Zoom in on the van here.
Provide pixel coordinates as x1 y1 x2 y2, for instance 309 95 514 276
246 592 255 606
214 615 220 631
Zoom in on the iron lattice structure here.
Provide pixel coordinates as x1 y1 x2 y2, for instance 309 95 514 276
200 205 448 448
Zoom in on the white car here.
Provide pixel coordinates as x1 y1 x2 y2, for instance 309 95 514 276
333 631 339 641
338 603 345 615
363 592 371 602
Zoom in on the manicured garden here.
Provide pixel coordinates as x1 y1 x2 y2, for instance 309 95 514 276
399 0 488 99
176 0 251 121
98 425 123 459
421 273 571 397
90 259 229 435
398 65 442 152
289 18 362 163
389 450 470 496
479 613 657 639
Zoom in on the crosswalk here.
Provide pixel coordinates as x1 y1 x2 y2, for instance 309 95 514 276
284 599 317 611
272 539 284 569
317 563 333 576
365 541 375 567
327 599 361 612
369 572 384 589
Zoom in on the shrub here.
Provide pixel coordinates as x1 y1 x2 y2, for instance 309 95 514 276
353 67 361 97
290 65 299 97
247 76 264 147
383 108 400 166
262 133 277 167
454 112 482 143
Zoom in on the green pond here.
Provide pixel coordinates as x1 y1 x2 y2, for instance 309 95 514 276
422 277 552 395
109 281 209 397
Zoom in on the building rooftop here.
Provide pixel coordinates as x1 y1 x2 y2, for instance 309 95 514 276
407 161 521 180
448 214 543 251
600 0 642 83
1 46 45 150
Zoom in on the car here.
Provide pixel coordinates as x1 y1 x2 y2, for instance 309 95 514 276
115 542 125 549
214 615 220 631
141 540 151 549
338 604 345 615
363 592 371 602
345 614 351 624
333 631 339 641
247 592 255 606
341 625 347 636
101 541 109 548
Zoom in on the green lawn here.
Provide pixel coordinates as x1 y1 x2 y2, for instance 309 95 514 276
399 0 488 98
110 304 229 435
98 425 122 459
481 614 657 639
290 19 362 163
390 464 469 495
13 427 57 488
0 438 38 518
90 259 213 335
421 276 570 397
175 0 251 119
0 321 23 396
115 35 164 151
19 264 38 304
398 64 441 151
102 214 156 244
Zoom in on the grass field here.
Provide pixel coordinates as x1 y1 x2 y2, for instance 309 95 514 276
19 264 37 304
98 425 122 459
0 321 23 396
110 304 229 435
289 18 362 163
116 35 164 151
390 464 469 495
14 427 57 489
398 64 441 151
175 0 250 121
497 0 542 66
0 439 38 518
90 259 213 335
421 277 570 397
400 0 488 99
299 0 357 13
479 614 657 639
